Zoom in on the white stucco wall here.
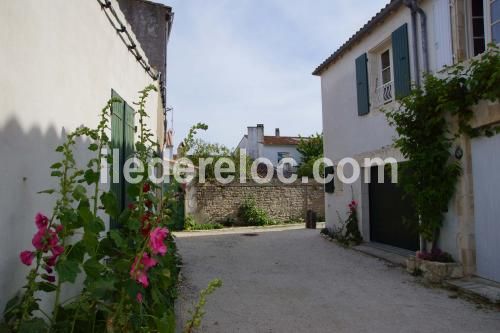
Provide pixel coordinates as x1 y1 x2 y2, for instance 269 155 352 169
260 145 303 167
0 0 161 311
319 0 457 255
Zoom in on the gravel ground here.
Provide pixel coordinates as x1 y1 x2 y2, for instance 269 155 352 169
175 228 500 333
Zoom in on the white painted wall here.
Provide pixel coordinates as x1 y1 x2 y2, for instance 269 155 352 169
260 145 303 167
319 1 456 254
0 0 161 311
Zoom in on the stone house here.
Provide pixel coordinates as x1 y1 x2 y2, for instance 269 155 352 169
314 0 500 282
0 0 173 310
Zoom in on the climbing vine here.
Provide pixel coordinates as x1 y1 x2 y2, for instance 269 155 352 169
384 44 500 245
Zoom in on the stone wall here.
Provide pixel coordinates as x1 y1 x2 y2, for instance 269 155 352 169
186 180 325 225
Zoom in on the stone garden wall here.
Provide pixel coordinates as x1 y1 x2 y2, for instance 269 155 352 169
185 180 325 225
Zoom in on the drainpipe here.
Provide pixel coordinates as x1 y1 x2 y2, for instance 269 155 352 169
404 0 430 86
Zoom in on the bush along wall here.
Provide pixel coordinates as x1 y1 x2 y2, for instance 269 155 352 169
384 44 500 252
1 86 181 332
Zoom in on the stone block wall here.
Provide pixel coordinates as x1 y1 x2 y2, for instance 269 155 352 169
186 180 325 225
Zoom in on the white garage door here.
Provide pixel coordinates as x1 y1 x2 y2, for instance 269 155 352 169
472 134 500 283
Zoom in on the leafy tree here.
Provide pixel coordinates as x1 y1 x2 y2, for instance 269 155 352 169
297 133 323 177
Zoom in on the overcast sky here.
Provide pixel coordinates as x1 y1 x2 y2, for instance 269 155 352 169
159 0 388 148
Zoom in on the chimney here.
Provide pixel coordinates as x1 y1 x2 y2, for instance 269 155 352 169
275 128 280 137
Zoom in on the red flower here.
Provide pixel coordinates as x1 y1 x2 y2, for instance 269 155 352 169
143 183 151 193
42 274 56 283
145 200 153 209
43 264 53 274
55 225 64 234
20 251 35 266
45 255 57 267
128 203 136 211
130 253 158 288
149 227 169 256
136 292 143 303
51 245 64 257
35 213 49 230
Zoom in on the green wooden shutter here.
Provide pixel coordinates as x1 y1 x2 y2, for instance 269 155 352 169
355 53 370 116
123 103 135 208
392 24 411 98
111 90 125 227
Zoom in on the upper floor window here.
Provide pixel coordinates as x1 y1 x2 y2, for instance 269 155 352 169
380 49 393 104
491 0 500 42
470 0 486 56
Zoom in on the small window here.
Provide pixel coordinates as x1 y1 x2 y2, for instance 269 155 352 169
379 49 393 104
471 0 486 56
277 152 290 163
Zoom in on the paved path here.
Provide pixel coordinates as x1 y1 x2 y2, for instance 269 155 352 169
175 228 500 333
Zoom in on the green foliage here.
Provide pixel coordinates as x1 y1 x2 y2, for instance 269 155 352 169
238 198 275 226
297 133 323 177
384 44 500 243
184 215 223 231
183 279 222 333
327 201 362 246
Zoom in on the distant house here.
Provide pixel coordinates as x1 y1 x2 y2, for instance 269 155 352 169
314 0 500 282
237 124 303 168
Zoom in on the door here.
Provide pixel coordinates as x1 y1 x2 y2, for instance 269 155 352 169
472 134 500 283
369 165 419 251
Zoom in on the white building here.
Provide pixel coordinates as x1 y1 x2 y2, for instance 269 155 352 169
314 0 500 281
0 0 173 310
237 124 303 168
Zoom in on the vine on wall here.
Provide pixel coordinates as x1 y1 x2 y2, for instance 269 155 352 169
384 44 500 245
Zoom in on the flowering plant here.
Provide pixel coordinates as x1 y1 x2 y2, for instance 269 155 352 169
2 86 181 332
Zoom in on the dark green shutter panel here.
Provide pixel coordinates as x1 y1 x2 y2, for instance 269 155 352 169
355 53 370 116
324 166 335 193
392 24 411 98
123 103 135 208
111 90 125 228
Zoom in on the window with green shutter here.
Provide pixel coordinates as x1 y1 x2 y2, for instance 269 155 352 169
110 90 135 227
391 24 411 98
355 53 370 116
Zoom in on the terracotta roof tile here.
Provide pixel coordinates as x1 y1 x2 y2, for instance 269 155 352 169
262 136 300 146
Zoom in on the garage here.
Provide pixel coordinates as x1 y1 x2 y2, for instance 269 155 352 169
472 134 500 283
369 165 419 251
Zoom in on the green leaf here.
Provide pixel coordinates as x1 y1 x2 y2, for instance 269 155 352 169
88 143 99 151
55 145 64 152
37 189 55 195
109 230 126 249
66 241 86 262
83 232 99 256
78 203 93 225
50 162 62 169
127 184 140 198
55 259 81 284
101 192 119 218
50 171 62 177
19 318 48 333
84 169 100 185
83 259 105 278
72 185 87 201
37 282 57 292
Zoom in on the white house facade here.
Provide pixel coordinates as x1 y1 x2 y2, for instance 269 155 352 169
237 124 303 168
0 0 173 310
315 0 500 281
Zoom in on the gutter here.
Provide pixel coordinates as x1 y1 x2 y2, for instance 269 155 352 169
404 0 430 86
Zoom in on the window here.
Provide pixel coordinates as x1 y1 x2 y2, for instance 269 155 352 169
380 49 393 104
277 152 290 163
491 0 500 42
471 0 486 55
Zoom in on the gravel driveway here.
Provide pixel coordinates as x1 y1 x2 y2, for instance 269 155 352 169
175 228 500 333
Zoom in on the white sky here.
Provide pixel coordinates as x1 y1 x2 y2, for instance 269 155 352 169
159 0 389 148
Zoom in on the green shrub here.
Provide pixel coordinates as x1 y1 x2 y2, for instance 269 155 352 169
238 199 275 226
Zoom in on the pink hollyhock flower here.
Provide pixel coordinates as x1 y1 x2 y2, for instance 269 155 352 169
55 225 64 234
136 292 143 303
20 251 35 266
51 245 64 257
35 213 49 230
45 255 57 267
149 227 169 256
141 253 158 269
32 228 46 251
44 264 53 274
143 183 151 193
136 271 149 288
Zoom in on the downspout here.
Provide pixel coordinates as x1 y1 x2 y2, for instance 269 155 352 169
404 0 430 86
